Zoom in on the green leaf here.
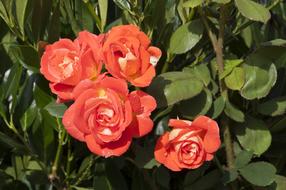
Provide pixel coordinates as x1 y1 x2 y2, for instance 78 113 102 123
222 169 239 184
235 0 271 23
261 39 286 47
179 89 212 119
269 175 286 190
183 64 211 86
156 166 170 189
183 0 203 8
0 131 27 153
184 169 221 190
20 102 37 131
169 19 204 54
220 59 243 80
144 158 160 169
235 117 271 155
257 96 286 116
15 0 30 36
113 0 131 12
44 101 67 118
240 54 277 100
213 0 231 4
105 159 128 190
224 100 245 122
147 72 204 108
93 162 112 190
225 67 245 90
4 64 22 99
234 150 253 169
132 167 155 190
184 164 208 186
33 84 53 108
239 162 276 186
9 45 40 73
207 96 225 119
98 0 108 31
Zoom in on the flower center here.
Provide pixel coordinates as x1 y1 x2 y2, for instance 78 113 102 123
59 55 79 78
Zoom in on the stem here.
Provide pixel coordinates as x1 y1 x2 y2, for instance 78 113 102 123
50 119 65 180
199 4 236 182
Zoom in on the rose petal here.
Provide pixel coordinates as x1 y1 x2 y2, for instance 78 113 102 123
168 119 192 128
85 129 132 157
192 116 221 153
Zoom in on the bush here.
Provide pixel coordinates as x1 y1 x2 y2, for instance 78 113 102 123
0 0 286 189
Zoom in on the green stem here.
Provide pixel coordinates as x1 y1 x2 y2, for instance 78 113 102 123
50 119 66 180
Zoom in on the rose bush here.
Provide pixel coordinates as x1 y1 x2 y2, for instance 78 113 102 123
0 0 285 189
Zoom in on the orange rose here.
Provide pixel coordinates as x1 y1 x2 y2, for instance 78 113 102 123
62 75 157 157
154 116 221 171
40 31 104 102
102 25 161 87
128 90 157 137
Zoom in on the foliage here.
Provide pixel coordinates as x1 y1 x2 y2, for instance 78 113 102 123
0 0 286 189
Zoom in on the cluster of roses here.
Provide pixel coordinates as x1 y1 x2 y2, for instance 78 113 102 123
40 25 221 171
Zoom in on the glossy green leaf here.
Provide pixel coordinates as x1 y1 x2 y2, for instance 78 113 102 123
207 96 225 119
258 96 286 116
240 54 277 100
169 19 204 54
20 102 37 131
179 89 212 119
15 0 29 36
184 169 221 190
239 162 276 186
235 0 271 23
147 72 204 108
113 0 131 12
234 150 253 169
99 0 108 30
224 100 245 122
269 175 286 190
222 169 239 184
220 59 243 80
33 84 53 108
235 117 271 155
44 101 67 118
225 67 245 90
183 64 211 86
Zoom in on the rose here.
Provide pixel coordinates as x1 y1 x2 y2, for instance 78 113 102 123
62 75 156 157
154 116 221 171
40 31 104 102
128 90 157 138
102 25 162 87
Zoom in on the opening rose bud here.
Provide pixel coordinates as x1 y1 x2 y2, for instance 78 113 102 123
103 25 162 87
154 116 221 171
40 31 104 102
